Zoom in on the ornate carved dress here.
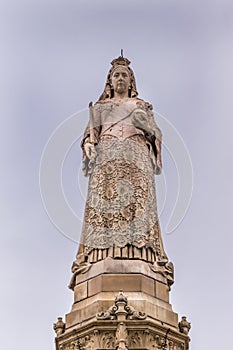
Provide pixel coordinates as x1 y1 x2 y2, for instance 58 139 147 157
74 97 169 270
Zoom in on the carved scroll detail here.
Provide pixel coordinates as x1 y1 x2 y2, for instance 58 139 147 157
96 291 146 321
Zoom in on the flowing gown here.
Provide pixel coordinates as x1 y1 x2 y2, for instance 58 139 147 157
74 98 169 268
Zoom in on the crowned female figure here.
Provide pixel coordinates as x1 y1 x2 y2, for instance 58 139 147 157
71 56 173 287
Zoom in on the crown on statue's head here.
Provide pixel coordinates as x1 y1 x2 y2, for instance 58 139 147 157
111 56 131 69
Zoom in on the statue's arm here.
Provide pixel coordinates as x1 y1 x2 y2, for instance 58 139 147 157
132 100 162 174
81 104 102 146
81 104 102 176
145 108 162 174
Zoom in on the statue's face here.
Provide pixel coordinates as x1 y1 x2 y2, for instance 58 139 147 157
111 66 131 95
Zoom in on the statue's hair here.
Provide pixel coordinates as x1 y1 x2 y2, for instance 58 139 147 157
98 56 138 101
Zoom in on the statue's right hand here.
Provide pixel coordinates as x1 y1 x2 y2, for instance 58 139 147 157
84 142 97 161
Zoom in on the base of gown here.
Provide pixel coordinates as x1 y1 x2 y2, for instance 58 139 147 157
85 245 158 264
69 243 174 291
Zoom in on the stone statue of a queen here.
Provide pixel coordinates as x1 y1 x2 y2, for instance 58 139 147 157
70 56 173 288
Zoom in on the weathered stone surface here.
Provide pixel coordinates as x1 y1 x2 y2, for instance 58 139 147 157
73 272 170 304
141 275 154 296
74 258 167 286
74 281 87 302
155 280 170 302
102 274 141 292
88 275 102 296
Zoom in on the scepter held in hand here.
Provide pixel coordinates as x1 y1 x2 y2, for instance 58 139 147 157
89 101 95 144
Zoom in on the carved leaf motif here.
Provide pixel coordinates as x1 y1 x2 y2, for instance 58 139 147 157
100 331 115 348
77 337 86 350
115 322 128 345
82 332 100 350
147 334 164 350
128 331 143 348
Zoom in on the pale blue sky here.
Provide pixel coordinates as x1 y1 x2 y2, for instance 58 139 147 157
1 1 233 349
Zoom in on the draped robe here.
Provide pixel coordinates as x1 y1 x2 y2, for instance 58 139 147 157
73 98 169 268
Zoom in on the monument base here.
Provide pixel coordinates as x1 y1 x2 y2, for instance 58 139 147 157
54 258 190 350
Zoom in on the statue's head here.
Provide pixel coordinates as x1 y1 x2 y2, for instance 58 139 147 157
98 56 138 101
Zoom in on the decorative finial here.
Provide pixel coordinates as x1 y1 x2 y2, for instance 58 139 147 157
115 290 127 304
53 317 65 336
121 49 124 57
178 316 191 335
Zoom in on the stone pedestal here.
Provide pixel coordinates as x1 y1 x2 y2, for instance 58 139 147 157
54 258 190 350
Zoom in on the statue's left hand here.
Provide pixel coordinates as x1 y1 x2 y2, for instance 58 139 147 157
132 109 150 133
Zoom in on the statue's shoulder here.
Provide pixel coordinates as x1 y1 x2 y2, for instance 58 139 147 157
94 99 112 105
94 99 112 107
135 98 154 111
93 100 113 114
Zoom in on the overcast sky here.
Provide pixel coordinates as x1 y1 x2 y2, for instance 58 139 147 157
1 1 233 349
